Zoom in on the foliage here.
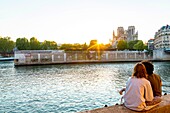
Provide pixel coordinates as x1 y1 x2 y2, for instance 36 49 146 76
127 40 139 50
16 37 30 50
29 37 41 50
0 36 15 53
144 45 148 50
59 43 87 50
16 37 58 50
104 43 112 49
133 40 145 50
59 41 111 51
88 40 98 50
72 43 83 50
82 42 88 50
0 35 148 52
41 40 58 50
89 40 97 47
59 43 74 50
117 40 128 50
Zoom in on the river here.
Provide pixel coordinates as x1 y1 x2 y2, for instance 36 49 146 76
0 61 170 113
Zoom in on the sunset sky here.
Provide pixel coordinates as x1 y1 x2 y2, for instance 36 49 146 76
0 0 169 44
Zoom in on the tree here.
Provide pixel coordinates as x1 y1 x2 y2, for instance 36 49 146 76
0 36 15 53
72 43 82 50
89 40 97 47
104 43 112 49
48 41 58 50
16 37 30 50
128 40 139 50
133 40 145 50
30 37 41 50
88 40 98 50
144 45 148 50
82 42 88 50
41 40 58 50
117 40 128 50
59 43 88 51
59 43 73 50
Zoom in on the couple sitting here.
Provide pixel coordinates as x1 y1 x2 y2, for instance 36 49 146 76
119 60 162 111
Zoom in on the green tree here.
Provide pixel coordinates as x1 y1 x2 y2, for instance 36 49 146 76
48 41 58 50
41 40 58 50
133 40 145 50
30 37 41 50
128 40 139 50
144 45 148 50
16 37 30 50
88 40 98 50
82 42 88 50
117 40 127 50
0 36 15 53
89 40 97 47
104 43 112 49
59 43 87 50
59 43 73 50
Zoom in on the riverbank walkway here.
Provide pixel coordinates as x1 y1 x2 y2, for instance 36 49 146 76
79 94 170 113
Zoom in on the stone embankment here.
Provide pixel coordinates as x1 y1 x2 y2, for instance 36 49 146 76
79 94 170 113
14 50 152 66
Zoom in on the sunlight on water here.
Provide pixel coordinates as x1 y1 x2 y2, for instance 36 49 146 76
0 61 170 113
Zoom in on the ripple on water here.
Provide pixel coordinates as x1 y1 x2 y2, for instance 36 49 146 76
0 62 170 112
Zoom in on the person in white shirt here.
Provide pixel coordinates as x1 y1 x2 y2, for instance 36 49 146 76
120 62 161 111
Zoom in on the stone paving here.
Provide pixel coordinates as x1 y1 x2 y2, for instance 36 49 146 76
79 94 170 113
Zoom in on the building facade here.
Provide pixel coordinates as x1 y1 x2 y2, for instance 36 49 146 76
127 26 138 42
112 26 138 48
147 39 154 50
154 25 170 49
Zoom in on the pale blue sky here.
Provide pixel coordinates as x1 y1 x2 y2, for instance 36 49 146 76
0 0 169 44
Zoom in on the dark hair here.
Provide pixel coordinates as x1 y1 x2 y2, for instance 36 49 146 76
132 62 147 78
141 60 154 75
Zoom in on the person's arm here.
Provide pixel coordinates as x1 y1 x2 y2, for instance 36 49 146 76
145 82 154 101
119 88 126 95
119 77 131 95
146 96 162 106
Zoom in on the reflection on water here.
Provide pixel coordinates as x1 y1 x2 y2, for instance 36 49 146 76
0 61 170 113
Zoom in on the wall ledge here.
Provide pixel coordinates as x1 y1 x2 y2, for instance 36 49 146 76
79 94 170 113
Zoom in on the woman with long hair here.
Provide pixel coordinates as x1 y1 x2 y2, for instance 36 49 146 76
122 62 161 111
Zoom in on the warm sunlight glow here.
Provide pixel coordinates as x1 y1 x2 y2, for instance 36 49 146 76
87 42 102 60
0 0 169 44
97 40 101 45
97 39 109 44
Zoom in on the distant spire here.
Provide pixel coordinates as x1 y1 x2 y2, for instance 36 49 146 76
113 30 115 36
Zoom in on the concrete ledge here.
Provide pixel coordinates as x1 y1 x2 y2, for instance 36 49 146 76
79 94 170 113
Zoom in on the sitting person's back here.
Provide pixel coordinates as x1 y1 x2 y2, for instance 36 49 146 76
142 60 162 97
123 76 153 111
123 62 161 111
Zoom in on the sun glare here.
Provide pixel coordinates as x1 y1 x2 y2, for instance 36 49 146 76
97 39 109 44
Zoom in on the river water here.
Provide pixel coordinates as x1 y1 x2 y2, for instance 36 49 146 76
0 61 170 113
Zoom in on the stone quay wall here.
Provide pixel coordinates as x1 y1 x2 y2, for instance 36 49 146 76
14 50 152 66
153 49 170 60
79 94 170 113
